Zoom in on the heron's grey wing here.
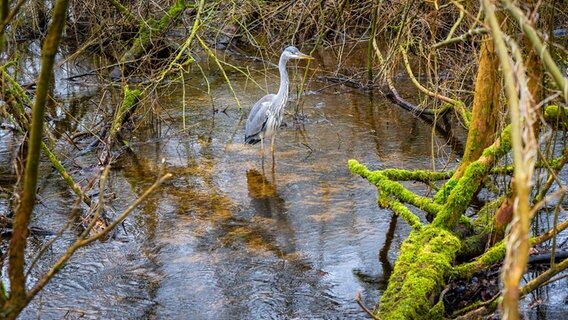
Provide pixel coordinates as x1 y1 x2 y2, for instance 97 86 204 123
245 94 276 144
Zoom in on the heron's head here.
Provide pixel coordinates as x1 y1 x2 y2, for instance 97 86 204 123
282 46 314 61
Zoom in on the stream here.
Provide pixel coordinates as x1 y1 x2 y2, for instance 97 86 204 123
5 43 564 319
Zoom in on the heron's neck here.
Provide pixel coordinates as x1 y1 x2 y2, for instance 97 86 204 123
276 56 289 103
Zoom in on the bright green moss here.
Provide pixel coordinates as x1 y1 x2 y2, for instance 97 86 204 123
543 105 566 119
120 0 185 64
452 241 506 278
544 105 568 129
381 168 454 182
349 160 441 217
429 300 446 318
348 124 516 318
380 194 423 230
433 160 491 229
482 125 512 158
433 177 458 204
378 226 461 319
111 86 141 136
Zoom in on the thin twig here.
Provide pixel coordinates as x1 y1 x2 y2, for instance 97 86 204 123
355 291 381 320
433 28 487 49
196 34 242 111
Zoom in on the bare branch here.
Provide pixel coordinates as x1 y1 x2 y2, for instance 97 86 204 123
25 172 173 305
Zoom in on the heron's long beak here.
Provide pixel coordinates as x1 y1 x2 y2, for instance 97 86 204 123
296 52 315 60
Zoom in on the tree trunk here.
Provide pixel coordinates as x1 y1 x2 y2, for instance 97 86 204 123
452 15 502 181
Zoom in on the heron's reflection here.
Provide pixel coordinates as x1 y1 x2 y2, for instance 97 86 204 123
246 169 295 255
246 169 286 219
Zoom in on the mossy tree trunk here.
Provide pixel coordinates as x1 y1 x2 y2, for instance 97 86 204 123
452 14 503 181
428 12 509 252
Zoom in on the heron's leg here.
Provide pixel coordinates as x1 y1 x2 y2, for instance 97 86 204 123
270 134 276 164
260 137 265 166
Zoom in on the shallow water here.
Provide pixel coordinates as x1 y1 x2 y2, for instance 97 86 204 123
12 48 566 319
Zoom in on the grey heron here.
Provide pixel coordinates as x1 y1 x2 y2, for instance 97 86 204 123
244 46 314 165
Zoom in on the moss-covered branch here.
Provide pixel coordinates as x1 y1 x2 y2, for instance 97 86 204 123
110 86 142 139
452 217 568 279
449 11 503 182
457 196 508 258
349 125 514 319
376 226 461 319
107 0 140 25
100 85 142 164
432 125 512 228
379 194 423 230
40 143 92 206
119 0 186 65
543 105 568 129
380 168 454 183
349 160 442 217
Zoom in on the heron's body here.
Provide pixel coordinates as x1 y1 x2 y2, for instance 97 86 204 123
245 46 313 165
244 93 281 144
